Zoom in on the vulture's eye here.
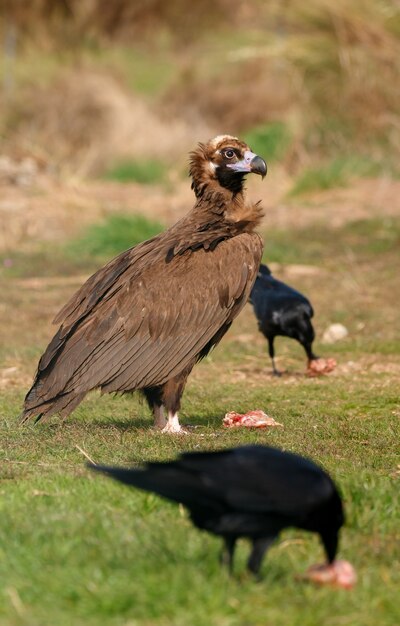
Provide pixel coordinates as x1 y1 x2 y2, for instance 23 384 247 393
224 149 235 159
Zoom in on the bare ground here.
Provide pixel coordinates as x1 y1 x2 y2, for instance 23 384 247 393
1 172 400 253
1 172 399 394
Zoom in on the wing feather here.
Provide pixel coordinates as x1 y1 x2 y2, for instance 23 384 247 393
25 233 263 407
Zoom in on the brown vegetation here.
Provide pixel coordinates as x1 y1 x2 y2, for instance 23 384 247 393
2 68 204 175
0 1 399 175
0 0 233 45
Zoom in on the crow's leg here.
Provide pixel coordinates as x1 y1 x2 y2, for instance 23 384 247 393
247 537 275 577
301 318 318 363
303 341 319 363
268 337 281 376
220 537 237 574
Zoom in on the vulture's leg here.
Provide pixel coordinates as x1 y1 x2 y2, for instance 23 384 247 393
247 537 275 577
162 411 184 434
220 536 237 574
159 366 193 434
153 405 167 429
268 337 281 377
142 387 167 429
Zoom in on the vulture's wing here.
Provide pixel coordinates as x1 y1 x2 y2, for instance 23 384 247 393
53 237 161 331
28 233 262 405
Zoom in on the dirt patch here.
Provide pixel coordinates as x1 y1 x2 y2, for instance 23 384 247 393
262 177 400 232
0 365 31 390
1 172 400 254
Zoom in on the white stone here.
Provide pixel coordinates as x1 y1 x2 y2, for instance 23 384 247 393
322 323 349 344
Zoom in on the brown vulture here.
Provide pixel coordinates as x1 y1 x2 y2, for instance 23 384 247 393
20 136 267 433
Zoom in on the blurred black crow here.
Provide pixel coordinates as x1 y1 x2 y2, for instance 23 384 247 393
250 264 318 375
90 445 352 581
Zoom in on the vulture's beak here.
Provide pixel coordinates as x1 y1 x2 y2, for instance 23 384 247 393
227 150 267 178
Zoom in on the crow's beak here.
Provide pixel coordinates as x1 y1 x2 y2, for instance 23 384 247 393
227 150 267 178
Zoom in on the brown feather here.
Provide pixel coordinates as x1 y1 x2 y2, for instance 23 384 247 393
21 136 265 425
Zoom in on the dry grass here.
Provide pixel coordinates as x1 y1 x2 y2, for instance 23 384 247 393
166 0 400 165
1 0 399 176
1 168 400 254
0 0 232 45
1 68 208 176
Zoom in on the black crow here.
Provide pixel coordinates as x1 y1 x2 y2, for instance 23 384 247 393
90 445 354 584
250 264 318 375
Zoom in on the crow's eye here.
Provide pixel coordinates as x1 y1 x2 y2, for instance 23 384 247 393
224 149 235 159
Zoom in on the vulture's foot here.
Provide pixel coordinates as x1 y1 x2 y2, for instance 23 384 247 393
161 413 189 435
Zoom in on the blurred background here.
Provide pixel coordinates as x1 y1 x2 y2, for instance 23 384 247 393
1 7 399 623
0 0 399 274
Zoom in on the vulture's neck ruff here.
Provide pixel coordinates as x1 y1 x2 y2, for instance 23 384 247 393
169 136 266 260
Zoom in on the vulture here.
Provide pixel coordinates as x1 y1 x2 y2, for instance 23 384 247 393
20 136 267 433
90 444 355 585
250 263 318 375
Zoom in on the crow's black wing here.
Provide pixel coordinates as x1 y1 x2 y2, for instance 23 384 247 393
90 446 337 521
177 446 336 516
90 462 227 514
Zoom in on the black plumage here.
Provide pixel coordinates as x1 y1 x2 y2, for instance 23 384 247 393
90 444 345 576
250 263 318 375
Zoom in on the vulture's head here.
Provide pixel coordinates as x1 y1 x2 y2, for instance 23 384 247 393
190 135 267 197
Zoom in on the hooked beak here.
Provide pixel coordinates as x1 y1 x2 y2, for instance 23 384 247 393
227 150 267 178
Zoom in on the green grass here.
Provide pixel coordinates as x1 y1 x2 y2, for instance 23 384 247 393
81 43 177 96
104 160 169 184
1 364 399 626
4 215 398 280
67 213 165 261
262 216 400 265
244 122 291 162
0 246 92 279
0 214 165 278
290 156 386 196
0 211 399 625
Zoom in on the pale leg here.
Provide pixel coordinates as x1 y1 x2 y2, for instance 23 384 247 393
161 411 187 434
153 405 167 429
